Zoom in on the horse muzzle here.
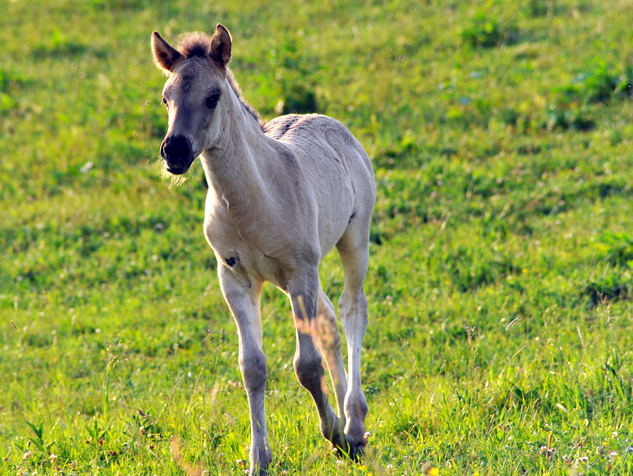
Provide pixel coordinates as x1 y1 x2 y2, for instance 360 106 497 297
160 135 195 175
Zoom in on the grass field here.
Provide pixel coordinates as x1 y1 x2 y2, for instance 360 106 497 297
2 0 633 474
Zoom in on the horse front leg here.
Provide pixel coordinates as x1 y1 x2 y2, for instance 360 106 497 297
218 265 271 475
288 267 354 455
337 222 371 456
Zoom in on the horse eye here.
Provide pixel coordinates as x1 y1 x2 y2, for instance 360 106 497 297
162 97 167 106
206 93 220 110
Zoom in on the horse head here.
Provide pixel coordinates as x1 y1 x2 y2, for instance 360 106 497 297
151 24 232 174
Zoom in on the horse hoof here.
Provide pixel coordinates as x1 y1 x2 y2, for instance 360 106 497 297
334 435 365 461
349 440 366 461
248 467 268 476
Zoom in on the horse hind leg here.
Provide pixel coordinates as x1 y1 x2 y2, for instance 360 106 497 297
289 268 352 453
336 215 371 454
316 284 348 428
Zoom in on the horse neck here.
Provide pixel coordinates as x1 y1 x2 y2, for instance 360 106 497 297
200 81 272 214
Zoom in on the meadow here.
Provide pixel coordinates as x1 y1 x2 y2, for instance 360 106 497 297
1 0 633 474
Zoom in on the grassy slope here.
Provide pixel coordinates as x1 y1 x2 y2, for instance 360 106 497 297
2 0 633 474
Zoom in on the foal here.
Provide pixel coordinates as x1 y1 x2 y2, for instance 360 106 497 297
152 24 375 475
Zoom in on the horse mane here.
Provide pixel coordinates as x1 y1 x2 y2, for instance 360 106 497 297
175 32 265 130
226 69 265 130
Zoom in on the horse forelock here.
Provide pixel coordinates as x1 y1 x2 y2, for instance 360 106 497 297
176 32 212 58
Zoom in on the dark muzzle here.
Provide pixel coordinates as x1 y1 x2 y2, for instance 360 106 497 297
160 135 194 174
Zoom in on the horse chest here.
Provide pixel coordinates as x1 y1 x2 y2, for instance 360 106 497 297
204 217 293 289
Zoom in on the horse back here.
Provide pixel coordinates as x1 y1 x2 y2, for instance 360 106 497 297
263 114 375 255
263 114 374 196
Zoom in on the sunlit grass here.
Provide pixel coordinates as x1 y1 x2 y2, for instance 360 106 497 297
2 0 633 474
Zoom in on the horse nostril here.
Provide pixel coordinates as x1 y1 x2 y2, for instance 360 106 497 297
160 140 168 159
162 135 192 161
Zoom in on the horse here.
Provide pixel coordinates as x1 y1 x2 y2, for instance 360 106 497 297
151 23 375 475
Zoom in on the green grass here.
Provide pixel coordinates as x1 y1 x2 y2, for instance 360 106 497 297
2 0 633 474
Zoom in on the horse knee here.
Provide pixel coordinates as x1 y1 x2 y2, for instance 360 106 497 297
339 290 368 334
293 352 324 391
240 349 268 392
340 288 368 311
345 390 368 421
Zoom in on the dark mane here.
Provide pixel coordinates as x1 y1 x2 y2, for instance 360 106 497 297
175 32 265 130
226 69 265 129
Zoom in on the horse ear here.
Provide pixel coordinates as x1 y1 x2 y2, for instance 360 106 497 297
152 31 183 72
210 24 232 68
